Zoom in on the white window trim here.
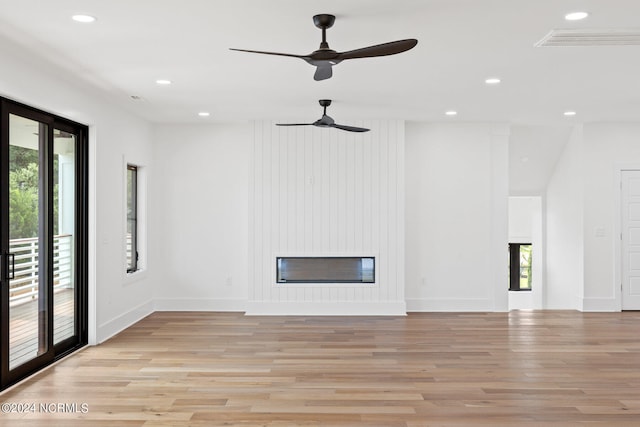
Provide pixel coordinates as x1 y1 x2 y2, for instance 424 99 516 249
123 156 147 284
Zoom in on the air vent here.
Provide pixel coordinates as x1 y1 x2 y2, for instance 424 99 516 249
535 29 640 47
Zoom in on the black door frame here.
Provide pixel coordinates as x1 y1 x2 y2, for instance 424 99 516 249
0 97 88 390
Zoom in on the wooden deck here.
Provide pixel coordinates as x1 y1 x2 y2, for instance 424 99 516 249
9 288 74 369
2 310 640 426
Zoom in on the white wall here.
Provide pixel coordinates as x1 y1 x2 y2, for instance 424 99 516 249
545 126 583 310
582 123 640 310
509 197 534 243
248 120 405 315
545 124 640 311
405 123 509 311
0 35 155 343
509 125 571 196
150 124 250 310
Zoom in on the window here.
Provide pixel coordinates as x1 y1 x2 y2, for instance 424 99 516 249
509 243 532 291
126 165 138 273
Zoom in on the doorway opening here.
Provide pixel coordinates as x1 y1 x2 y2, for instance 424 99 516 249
508 196 543 310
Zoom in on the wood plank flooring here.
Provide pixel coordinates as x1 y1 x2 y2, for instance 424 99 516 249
9 289 75 369
1 310 640 426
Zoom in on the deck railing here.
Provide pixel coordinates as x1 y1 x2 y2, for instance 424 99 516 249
8 234 73 306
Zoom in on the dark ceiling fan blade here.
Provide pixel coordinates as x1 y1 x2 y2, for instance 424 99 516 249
330 123 370 133
337 39 418 60
276 100 369 132
314 65 333 81
229 48 308 59
231 15 418 81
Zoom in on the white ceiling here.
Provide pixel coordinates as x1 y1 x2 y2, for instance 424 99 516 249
1 1 639 195
1 0 639 125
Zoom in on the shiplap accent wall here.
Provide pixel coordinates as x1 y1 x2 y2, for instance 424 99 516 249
248 120 405 315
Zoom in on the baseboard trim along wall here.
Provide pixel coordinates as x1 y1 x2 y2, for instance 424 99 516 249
581 297 619 312
97 299 155 344
154 298 247 312
406 298 494 312
245 301 407 316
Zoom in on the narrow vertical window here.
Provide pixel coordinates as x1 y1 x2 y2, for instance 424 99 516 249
508 243 532 291
126 165 138 273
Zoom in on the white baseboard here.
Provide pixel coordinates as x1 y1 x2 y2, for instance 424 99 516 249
96 299 154 344
406 298 493 312
154 298 246 312
582 297 619 312
245 301 407 316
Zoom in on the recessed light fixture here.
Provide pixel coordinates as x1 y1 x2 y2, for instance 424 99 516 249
198 112 210 117
564 111 577 116
156 79 172 85
445 111 457 116
485 78 501 85
565 12 589 21
521 156 530 163
72 14 96 23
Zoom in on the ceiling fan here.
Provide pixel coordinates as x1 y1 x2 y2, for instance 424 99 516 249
276 99 369 133
230 14 418 81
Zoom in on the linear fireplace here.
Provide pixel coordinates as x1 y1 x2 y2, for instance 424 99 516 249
276 257 375 284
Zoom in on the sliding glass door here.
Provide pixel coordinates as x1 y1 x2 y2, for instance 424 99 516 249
1 98 87 390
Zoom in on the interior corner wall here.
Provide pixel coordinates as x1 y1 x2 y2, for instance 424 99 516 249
582 123 640 311
0 35 155 344
150 123 250 311
545 126 583 310
247 120 405 315
405 123 509 312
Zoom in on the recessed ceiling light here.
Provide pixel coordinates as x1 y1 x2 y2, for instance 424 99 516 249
564 111 577 116
72 15 96 23
445 111 457 116
156 79 172 85
198 112 210 117
521 156 530 163
485 78 501 85
565 12 589 21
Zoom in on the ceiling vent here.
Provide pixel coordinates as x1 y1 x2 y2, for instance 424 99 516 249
535 28 640 47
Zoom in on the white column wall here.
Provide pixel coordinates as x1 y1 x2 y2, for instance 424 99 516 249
545 126 583 310
247 120 405 315
405 123 509 311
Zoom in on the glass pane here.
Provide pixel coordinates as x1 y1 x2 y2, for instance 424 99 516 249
126 166 137 272
519 245 532 290
8 114 47 369
53 129 76 344
277 257 375 283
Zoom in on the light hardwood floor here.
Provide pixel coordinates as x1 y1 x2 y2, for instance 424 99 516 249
1 310 640 426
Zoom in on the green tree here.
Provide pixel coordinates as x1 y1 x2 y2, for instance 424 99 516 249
9 146 62 239
9 162 39 239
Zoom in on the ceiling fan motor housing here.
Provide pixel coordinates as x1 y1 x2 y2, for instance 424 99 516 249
313 14 335 30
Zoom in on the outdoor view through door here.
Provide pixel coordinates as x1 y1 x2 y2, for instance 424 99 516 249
0 98 88 391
